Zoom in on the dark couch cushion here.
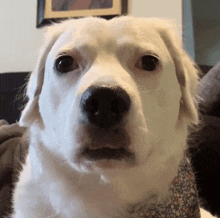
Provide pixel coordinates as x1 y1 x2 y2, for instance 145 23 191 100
0 73 29 124
197 62 220 117
188 115 220 216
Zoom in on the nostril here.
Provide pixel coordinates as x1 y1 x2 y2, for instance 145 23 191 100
87 99 99 114
80 85 130 128
111 99 120 114
111 98 128 114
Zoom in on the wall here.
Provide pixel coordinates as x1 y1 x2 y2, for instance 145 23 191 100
0 0 182 73
194 20 220 66
192 0 220 66
0 0 44 72
130 0 182 38
182 0 195 60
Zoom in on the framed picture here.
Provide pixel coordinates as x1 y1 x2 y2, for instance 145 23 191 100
37 0 128 28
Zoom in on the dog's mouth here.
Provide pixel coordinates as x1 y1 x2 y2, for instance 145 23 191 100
82 146 132 161
77 125 134 162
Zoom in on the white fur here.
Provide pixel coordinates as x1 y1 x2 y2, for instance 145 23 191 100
10 16 215 217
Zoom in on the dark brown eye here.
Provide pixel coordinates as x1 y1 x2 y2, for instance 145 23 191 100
55 56 78 73
138 55 159 71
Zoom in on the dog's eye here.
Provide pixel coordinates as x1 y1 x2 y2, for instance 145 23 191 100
55 56 78 73
137 55 159 71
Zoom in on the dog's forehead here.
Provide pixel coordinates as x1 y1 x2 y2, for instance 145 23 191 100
56 17 163 49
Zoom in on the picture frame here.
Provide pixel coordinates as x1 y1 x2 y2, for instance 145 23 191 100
37 0 128 28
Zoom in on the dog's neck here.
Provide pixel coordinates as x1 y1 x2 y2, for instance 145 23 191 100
123 158 201 217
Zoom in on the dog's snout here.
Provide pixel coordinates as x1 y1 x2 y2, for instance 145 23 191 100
80 85 131 128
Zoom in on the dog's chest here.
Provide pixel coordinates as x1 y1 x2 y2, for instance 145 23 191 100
17 166 126 218
46 158 200 218
47 178 126 218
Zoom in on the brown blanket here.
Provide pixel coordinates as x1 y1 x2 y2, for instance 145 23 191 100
0 120 28 218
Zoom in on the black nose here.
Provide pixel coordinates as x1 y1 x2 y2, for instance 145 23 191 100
80 85 131 128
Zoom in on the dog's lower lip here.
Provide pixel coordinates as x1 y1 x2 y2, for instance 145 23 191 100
82 147 129 160
87 143 123 150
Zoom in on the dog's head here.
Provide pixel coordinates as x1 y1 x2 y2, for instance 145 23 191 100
20 16 199 201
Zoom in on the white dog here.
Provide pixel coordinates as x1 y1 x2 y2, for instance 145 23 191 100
10 16 215 217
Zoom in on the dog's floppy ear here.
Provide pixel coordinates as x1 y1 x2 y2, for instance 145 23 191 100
19 23 64 127
152 19 199 125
